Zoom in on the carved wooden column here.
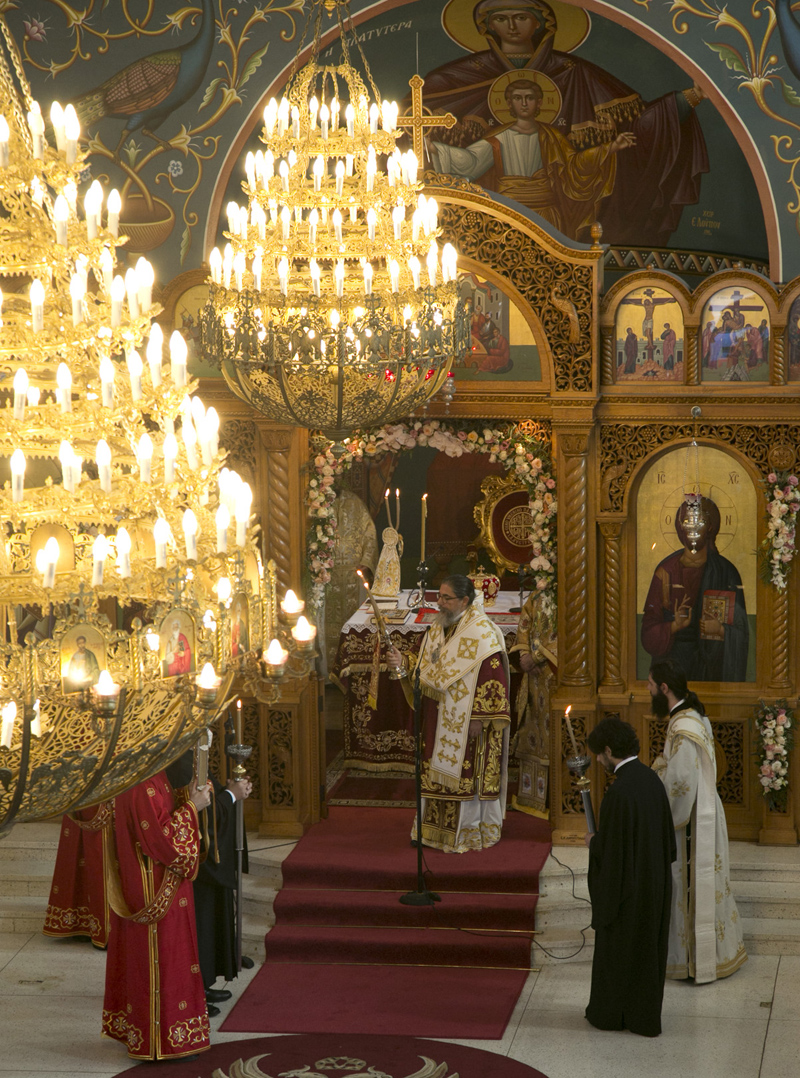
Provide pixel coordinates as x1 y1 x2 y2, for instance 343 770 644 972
685 327 700 384
772 331 786 385
556 427 594 687
600 327 614 385
769 585 792 693
598 520 624 691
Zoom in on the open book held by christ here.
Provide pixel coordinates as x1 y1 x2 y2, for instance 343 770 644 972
700 589 736 639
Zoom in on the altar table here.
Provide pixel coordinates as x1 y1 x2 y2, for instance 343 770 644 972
330 590 521 773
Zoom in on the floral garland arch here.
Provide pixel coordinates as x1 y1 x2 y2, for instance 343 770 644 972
306 419 557 614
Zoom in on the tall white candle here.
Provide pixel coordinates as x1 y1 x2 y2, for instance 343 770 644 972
154 518 170 569
215 504 230 553
50 101 66 151
30 279 44 333
183 509 198 560
110 275 125 327
92 534 108 586
96 439 112 493
127 350 143 400
64 104 79 163
13 369 28 421
137 433 153 482
163 432 177 483
99 356 115 408
182 420 199 470
170 331 188 387
234 482 253 547
54 195 69 246
69 273 84 326
116 527 131 578
107 188 121 238
146 323 163 387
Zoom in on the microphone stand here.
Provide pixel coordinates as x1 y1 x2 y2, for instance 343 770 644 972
400 663 441 907
227 729 252 971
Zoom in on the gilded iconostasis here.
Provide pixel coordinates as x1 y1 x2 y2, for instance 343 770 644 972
7 0 800 841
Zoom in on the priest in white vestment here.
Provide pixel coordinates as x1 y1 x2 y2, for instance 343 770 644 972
648 659 747 983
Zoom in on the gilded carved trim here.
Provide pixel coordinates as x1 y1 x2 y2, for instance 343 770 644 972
599 422 800 513
599 522 624 691
559 432 591 686
266 449 292 594
266 708 294 808
770 587 791 692
437 201 596 393
600 327 614 386
773 334 786 385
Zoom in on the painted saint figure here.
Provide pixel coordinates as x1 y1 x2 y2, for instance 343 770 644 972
163 618 193 677
419 0 708 246
64 635 101 693
641 496 749 682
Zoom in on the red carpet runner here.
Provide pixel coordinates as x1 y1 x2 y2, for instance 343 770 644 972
116 1033 551 1077
222 806 552 1038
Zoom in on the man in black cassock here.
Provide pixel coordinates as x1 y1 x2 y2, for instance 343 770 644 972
584 717 676 1037
166 751 253 1014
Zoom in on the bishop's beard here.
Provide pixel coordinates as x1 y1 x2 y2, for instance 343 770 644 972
435 607 460 629
650 689 670 718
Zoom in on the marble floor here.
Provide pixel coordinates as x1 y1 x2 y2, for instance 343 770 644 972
0 851 797 1078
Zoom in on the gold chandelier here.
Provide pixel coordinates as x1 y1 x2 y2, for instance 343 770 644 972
199 0 469 440
0 23 308 834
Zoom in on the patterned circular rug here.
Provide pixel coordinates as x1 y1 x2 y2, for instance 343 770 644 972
114 1033 550 1077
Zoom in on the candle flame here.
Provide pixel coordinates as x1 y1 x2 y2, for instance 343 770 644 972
565 705 572 718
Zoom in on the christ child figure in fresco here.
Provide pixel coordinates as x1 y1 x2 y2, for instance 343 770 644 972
418 0 708 246
428 78 635 240
641 497 749 683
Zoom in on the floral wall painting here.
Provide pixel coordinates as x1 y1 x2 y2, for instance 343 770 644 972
458 272 541 380
636 445 757 683
699 286 770 382
787 295 800 381
614 286 684 382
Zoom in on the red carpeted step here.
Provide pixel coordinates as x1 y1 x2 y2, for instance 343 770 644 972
264 923 534 968
281 807 551 893
274 886 537 930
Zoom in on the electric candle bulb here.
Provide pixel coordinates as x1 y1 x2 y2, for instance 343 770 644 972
50 101 66 150
369 102 380 134
116 527 131 578
292 615 317 648
334 260 345 298
99 247 113 293
234 250 245 291
309 95 319 130
264 97 278 137
310 259 321 298
28 102 44 158
209 247 222 285
389 258 400 293
1 702 17 750
252 249 263 290
137 257 154 312
13 369 28 420
278 97 289 136
346 102 355 136
64 104 80 163
234 482 253 547
56 363 72 413
442 242 458 283
291 105 300 138
320 101 330 138
281 589 305 617
137 433 153 482
106 188 121 238
206 407 220 456
170 331 188 387
31 699 42 739
392 205 404 240
367 207 377 241
363 261 373 295
124 267 140 319
110 275 125 327
27 386 40 408
331 97 340 131
183 509 198 561
408 256 421 290
278 256 289 296
366 155 376 193
92 534 108 586
163 432 177 483
54 195 69 246
153 518 170 569
72 454 83 488
146 323 163 387
427 243 438 287
10 449 25 503
215 504 230 553
217 577 232 604
263 639 288 674
222 244 233 288
84 182 102 239
313 155 324 192
407 149 419 185
0 115 8 168
96 440 112 493
182 420 199 471
245 151 256 191
99 356 115 408
59 441 76 493
69 272 85 326
30 279 44 333
42 537 60 588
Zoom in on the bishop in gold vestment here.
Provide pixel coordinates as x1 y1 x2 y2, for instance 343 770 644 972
389 576 510 853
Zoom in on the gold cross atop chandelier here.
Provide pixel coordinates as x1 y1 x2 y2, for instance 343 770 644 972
200 0 469 440
0 22 313 834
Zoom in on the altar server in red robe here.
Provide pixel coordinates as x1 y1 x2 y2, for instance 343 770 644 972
43 803 111 948
102 772 211 1061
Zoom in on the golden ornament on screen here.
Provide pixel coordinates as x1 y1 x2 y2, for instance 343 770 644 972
199 0 469 441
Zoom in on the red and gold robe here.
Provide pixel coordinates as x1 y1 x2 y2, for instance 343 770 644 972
43 804 111 948
102 773 210 1061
